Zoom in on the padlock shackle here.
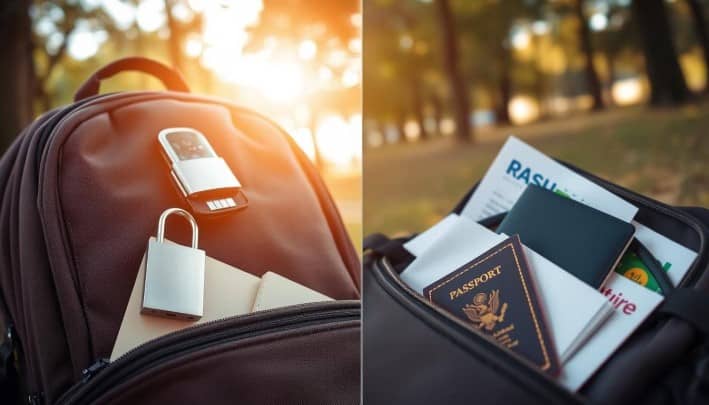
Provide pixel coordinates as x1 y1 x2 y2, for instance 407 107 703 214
157 208 199 248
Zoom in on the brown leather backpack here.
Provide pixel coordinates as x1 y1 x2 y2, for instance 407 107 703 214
0 57 360 404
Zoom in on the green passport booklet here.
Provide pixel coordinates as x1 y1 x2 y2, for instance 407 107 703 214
423 235 560 375
497 185 635 288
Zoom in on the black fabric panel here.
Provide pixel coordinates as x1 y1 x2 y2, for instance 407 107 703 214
682 207 709 233
583 318 698 403
363 257 580 405
660 289 709 336
635 209 702 253
634 239 675 295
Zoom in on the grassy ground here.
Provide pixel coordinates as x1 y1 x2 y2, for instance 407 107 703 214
364 103 709 236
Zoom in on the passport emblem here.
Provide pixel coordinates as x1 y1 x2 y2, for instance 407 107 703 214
463 290 508 331
423 235 559 375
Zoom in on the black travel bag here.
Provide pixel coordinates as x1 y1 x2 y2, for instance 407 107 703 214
363 164 709 405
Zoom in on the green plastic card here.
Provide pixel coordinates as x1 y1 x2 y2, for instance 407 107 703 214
615 251 671 293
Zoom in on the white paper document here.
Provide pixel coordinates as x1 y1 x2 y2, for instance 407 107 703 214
112 241 333 361
401 214 613 363
460 136 638 222
403 214 459 257
632 221 698 286
559 273 663 391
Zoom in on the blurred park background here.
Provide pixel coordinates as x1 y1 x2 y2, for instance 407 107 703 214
0 0 362 249
364 0 709 236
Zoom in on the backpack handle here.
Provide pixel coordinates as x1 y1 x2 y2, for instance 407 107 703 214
74 57 190 102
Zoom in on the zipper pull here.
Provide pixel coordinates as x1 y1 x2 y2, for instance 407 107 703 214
81 358 109 383
27 392 43 405
1 324 14 379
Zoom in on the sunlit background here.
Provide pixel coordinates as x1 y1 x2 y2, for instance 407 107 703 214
34 0 361 173
364 0 708 236
28 0 362 248
364 0 708 146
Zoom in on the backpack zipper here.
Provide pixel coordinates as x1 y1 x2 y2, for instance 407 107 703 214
81 358 109 383
27 392 43 405
57 301 359 404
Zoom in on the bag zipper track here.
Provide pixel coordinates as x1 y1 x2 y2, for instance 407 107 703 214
370 256 582 404
57 301 359 404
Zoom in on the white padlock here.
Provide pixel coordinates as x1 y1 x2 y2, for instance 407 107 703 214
141 208 206 321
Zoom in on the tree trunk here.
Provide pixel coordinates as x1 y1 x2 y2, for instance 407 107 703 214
687 0 709 92
533 70 545 118
532 36 547 118
164 0 186 74
631 0 689 106
430 94 443 136
574 0 604 110
409 74 428 141
604 50 616 105
36 17 75 112
435 0 473 142
396 109 409 143
134 26 149 89
0 0 36 152
374 119 387 147
496 45 512 126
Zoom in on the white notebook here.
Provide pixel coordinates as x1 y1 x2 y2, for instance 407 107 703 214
111 240 335 361
251 271 333 312
111 243 261 360
557 273 663 391
401 214 614 363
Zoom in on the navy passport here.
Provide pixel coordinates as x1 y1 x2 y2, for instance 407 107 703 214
497 185 635 288
423 235 559 375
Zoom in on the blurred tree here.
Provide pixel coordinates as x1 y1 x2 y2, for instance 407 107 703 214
530 33 549 115
32 1 79 111
551 0 605 110
0 0 36 150
366 0 465 144
435 0 472 142
163 0 202 74
251 0 358 44
363 2 409 144
403 8 438 140
164 0 185 73
686 0 709 92
31 1 121 110
591 2 635 103
631 0 689 106
388 1 441 140
457 1 544 125
573 0 603 110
